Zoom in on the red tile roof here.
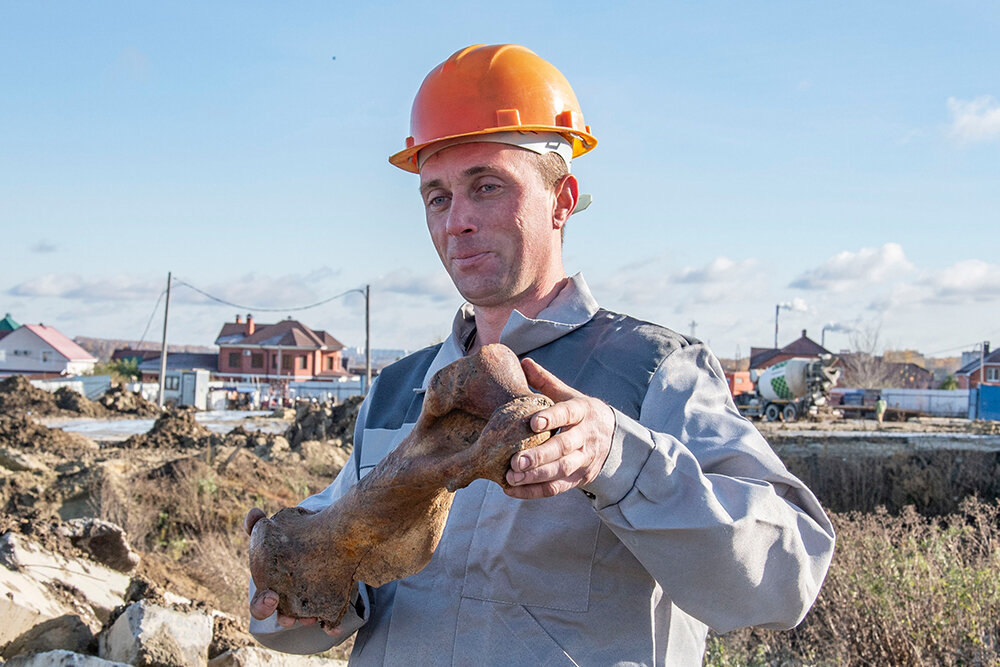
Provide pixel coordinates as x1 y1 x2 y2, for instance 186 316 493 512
23 324 97 361
215 319 345 350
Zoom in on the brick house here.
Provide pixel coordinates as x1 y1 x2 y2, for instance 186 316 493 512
956 343 1000 389
214 314 348 382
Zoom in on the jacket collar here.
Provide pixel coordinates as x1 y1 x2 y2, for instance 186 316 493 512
418 272 599 391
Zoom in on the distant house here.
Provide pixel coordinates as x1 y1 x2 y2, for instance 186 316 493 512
138 353 219 383
749 330 833 370
0 323 98 377
111 348 162 364
883 361 935 389
956 343 1000 389
0 313 19 333
214 314 349 382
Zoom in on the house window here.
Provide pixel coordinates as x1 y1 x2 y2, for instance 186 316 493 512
282 356 292 370
326 357 334 371
41 351 52 363
299 356 308 370
165 376 179 391
228 352 240 368
251 353 263 369
988 367 1000 382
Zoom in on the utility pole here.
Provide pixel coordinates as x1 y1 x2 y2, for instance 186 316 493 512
157 272 171 408
364 284 371 395
689 320 697 339
981 340 987 387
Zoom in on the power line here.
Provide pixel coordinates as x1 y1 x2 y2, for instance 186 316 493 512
923 340 987 357
137 289 167 348
172 277 364 313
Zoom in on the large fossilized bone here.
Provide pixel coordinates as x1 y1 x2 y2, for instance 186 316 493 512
248 344 552 628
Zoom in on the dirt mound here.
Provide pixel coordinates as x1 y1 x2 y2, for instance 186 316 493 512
122 408 213 449
0 413 100 457
98 385 160 417
55 386 109 418
0 375 158 421
0 375 63 416
285 395 364 447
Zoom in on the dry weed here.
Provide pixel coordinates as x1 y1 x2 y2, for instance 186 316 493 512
707 497 1000 666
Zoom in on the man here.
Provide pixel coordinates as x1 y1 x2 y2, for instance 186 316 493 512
246 44 835 664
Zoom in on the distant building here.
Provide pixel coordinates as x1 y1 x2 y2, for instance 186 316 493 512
749 330 833 370
0 313 19 333
111 348 162 364
138 352 219 383
883 361 935 389
0 323 97 377
956 343 1000 389
214 314 349 383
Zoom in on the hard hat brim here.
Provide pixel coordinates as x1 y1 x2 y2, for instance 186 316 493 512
389 125 597 173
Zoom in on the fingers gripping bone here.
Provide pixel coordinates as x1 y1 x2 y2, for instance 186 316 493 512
248 344 552 628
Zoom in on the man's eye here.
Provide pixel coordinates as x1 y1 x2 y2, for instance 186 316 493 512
428 195 449 208
479 183 499 194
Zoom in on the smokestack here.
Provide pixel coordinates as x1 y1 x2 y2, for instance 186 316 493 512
802 329 807 338
247 314 255 335
986 341 991 356
235 314 242 324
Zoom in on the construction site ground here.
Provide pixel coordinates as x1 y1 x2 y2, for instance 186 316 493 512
1 372 997 663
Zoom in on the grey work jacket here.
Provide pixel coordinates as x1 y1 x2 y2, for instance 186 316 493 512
250 274 835 666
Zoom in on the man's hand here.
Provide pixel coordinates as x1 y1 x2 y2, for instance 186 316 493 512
504 358 614 499
243 507 344 637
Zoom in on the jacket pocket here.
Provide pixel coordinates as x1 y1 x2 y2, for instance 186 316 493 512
460 483 599 612
453 597 579 667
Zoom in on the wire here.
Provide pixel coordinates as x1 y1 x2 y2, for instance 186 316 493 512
171 277 364 313
137 289 166 349
923 340 987 357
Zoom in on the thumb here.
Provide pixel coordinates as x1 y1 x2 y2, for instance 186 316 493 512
521 358 581 403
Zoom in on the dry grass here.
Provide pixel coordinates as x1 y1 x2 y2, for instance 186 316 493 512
98 448 329 619
707 497 1000 666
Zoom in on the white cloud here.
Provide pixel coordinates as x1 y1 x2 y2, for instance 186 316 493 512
675 257 758 284
374 269 459 303
8 274 161 301
948 96 1000 143
790 243 913 292
922 259 1000 304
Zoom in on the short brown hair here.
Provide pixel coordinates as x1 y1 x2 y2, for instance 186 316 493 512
531 152 571 241
532 151 570 190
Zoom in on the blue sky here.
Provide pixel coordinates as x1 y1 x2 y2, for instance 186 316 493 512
2 2 998 362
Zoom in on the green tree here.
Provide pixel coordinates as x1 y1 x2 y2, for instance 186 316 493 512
90 358 141 382
938 374 959 390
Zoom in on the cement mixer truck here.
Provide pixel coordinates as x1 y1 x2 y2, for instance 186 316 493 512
734 354 841 422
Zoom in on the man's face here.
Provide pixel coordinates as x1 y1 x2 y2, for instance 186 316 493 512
419 142 566 310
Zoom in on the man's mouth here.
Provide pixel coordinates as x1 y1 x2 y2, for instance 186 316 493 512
451 251 490 268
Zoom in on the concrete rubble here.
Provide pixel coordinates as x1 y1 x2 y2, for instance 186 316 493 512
0 383 361 665
209 647 348 666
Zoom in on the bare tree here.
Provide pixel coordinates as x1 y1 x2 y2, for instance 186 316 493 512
839 320 896 389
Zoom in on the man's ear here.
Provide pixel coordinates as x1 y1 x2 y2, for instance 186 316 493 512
551 174 579 230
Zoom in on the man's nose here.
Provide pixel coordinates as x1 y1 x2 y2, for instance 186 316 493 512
445 194 477 236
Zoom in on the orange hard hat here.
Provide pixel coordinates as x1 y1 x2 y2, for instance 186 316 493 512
389 44 597 173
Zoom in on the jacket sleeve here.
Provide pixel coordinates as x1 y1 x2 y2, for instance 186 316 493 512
582 343 836 633
248 380 378 654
